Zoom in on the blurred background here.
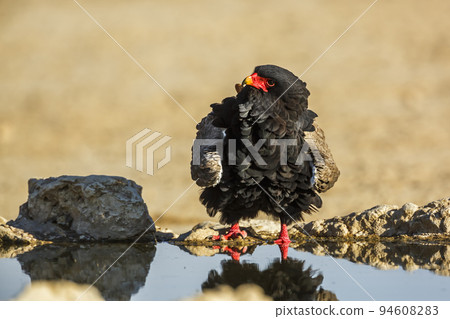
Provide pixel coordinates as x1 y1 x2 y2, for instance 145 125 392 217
1 0 449 232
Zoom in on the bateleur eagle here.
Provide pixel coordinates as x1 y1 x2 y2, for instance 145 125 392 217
191 65 339 258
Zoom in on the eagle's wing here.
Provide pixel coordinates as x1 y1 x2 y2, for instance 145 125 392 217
304 120 340 193
190 113 225 187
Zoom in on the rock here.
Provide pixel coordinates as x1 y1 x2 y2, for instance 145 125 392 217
294 198 450 239
177 221 220 241
0 216 7 225
180 227 219 242
187 284 272 301
440 207 450 232
15 280 104 301
240 219 280 234
176 220 281 243
0 224 42 246
155 226 178 241
9 175 156 242
401 202 419 215
175 198 450 244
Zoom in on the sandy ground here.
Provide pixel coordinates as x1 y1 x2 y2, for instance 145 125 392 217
1 0 449 232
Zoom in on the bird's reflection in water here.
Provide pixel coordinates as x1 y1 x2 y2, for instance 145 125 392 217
202 255 337 301
212 245 256 261
16 243 156 301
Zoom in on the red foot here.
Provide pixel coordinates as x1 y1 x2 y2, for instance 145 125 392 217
274 223 291 260
212 223 247 241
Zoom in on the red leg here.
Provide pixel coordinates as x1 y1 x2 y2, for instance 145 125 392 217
274 223 291 244
211 223 247 241
274 223 291 260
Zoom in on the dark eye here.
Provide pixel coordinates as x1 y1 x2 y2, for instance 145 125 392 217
267 79 275 87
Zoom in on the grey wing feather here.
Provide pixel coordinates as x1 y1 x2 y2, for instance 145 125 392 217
190 113 224 187
304 121 340 193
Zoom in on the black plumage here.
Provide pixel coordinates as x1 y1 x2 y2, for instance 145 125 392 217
191 65 339 246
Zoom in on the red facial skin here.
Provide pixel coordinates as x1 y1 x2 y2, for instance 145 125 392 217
247 73 274 92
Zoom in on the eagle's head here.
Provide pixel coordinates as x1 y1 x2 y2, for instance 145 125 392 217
241 64 310 111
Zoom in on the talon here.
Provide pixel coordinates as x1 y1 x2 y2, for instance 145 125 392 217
210 223 247 241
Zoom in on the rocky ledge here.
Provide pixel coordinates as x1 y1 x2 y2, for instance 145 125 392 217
172 198 450 245
293 198 450 240
1 176 448 249
175 220 280 245
2 175 156 244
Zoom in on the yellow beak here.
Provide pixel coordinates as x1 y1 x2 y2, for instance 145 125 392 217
243 75 253 86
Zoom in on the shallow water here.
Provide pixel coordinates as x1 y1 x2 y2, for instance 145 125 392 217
1 242 450 301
